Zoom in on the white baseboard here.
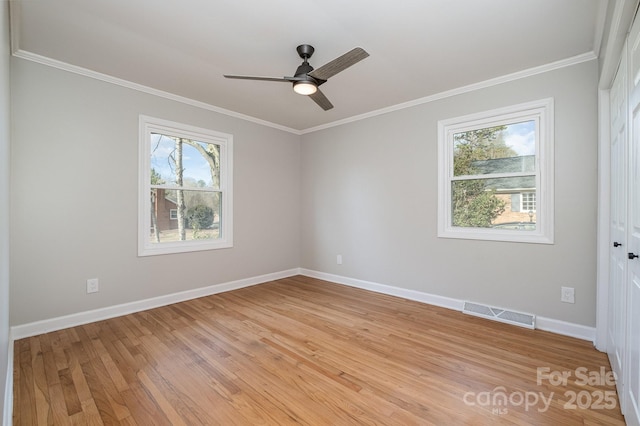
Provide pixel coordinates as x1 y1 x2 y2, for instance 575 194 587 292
3 329 13 426
535 317 596 342
299 268 597 343
10 266 599 343
299 268 464 311
11 268 300 340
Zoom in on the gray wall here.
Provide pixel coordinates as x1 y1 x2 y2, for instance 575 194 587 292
10 58 301 325
9 54 599 330
301 60 599 326
1 2 10 421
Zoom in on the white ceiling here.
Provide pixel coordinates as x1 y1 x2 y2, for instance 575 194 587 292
10 0 604 132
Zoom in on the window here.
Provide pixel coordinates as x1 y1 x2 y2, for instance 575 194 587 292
521 192 536 212
139 116 233 256
437 99 553 244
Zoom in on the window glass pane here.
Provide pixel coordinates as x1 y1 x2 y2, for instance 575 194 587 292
452 176 536 229
150 189 221 243
150 133 220 189
453 121 536 176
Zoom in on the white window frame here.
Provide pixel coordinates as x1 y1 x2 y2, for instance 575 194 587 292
138 115 233 256
437 98 554 244
169 209 178 220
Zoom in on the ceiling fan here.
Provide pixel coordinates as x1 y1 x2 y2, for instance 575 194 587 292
223 44 369 111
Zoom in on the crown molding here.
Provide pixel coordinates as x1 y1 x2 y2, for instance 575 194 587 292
10 0 597 137
301 51 597 134
11 49 303 135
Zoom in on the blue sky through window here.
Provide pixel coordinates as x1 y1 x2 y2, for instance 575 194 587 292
503 120 535 156
150 133 217 188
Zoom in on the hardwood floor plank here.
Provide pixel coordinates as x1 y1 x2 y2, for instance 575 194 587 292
47 383 72 426
84 345 133 422
135 369 187 426
12 338 21 425
79 399 104 426
30 337 53 424
49 331 69 374
17 339 37 425
90 339 129 394
118 381 172 426
80 361 121 425
58 367 82 416
14 276 625 425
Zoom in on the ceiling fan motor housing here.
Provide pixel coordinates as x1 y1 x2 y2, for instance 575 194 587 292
295 62 315 78
296 44 315 59
293 46 321 94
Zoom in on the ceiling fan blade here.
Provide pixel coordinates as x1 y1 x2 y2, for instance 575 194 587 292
223 75 292 82
309 88 333 111
223 75 313 83
308 47 369 81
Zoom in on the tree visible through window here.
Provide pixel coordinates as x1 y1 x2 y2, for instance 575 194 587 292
139 116 233 256
452 125 513 227
438 99 554 244
149 134 220 243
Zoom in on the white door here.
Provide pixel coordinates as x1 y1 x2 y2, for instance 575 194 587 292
609 50 628 410
625 13 640 426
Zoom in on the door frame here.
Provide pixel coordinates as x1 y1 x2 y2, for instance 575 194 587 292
596 0 639 351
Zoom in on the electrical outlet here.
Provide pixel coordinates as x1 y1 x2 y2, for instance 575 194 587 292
87 278 99 294
337 254 343 265
561 286 575 304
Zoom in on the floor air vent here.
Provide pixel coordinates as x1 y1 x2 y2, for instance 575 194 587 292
462 301 535 329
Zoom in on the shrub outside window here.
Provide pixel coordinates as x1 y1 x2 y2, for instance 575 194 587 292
437 99 553 244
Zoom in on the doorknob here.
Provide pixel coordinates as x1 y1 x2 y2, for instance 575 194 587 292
614 242 622 247
629 253 639 260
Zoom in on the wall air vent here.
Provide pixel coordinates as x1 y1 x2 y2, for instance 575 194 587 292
462 301 535 329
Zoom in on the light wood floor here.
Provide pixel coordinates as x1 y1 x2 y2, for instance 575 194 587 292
13 275 625 425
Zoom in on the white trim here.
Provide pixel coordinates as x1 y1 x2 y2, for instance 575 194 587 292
11 44 594 136
437 98 554 244
598 0 640 90
9 266 598 352
10 269 300 340
299 268 597 342
596 89 612 351
302 53 594 134
2 2 12 423
2 331 11 426
8 1 20 57
299 268 463 311
535 317 597 342
592 0 609 63
11 49 302 136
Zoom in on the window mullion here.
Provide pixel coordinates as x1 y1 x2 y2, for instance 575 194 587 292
451 171 536 182
150 184 221 193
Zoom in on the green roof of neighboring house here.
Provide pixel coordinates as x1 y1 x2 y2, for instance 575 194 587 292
468 155 535 191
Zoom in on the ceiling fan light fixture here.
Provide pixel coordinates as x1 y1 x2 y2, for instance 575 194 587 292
293 80 317 95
